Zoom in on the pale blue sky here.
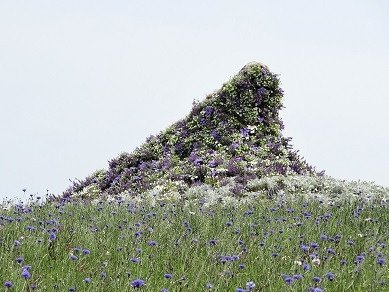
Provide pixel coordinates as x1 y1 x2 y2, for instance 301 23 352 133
1 0 388 201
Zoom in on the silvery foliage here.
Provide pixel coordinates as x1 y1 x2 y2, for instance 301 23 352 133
84 175 389 208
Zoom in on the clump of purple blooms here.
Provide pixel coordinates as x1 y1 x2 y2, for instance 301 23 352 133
63 62 319 200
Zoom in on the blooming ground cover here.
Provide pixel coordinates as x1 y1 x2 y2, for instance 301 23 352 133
1 184 388 291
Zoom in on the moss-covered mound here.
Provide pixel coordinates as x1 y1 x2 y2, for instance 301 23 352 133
64 62 319 198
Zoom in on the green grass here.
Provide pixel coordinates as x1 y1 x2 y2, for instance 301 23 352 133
1 189 388 291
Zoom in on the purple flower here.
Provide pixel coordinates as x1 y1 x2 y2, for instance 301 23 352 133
246 281 255 289
209 239 217 245
319 234 327 241
82 249 90 255
205 106 213 116
239 264 246 269
285 277 293 285
14 240 21 246
206 283 213 289
164 274 172 279
211 130 220 140
301 245 309 252
293 274 303 280
326 272 335 281
313 276 321 283
21 269 31 279
131 279 145 288
84 278 91 283
49 232 56 241
16 257 24 263
4 281 14 288
303 264 310 270
378 258 386 265
148 241 157 246
130 258 139 263
70 255 78 260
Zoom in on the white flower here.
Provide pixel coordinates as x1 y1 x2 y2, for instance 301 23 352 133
312 258 320 265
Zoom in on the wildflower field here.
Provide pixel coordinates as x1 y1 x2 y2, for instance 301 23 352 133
2 63 388 291
1 177 388 291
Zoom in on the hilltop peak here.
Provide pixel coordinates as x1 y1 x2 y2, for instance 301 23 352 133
64 62 317 198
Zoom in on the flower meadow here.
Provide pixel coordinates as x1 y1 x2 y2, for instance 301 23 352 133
2 62 389 291
1 179 389 291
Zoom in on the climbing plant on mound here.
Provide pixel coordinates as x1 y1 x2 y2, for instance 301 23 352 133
64 62 317 199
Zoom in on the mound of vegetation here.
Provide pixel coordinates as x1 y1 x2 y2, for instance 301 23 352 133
64 62 319 200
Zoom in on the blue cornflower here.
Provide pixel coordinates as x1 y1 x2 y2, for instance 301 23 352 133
326 272 335 281
378 258 386 265
14 240 21 246
21 268 31 279
148 241 157 246
246 281 255 289
69 288 75 292
70 255 78 260
285 277 293 285
164 274 172 279
161 289 170 292
84 278 91 283
131 279 145 288
82 249 90 255
4 281 14 288
293 274 303 280
301 245 309 252
16 257 24 263
49 232 56 241
206 283 213 289
303 264 310 270
209 239 217 245
236 288 245 292
313 276 321 283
